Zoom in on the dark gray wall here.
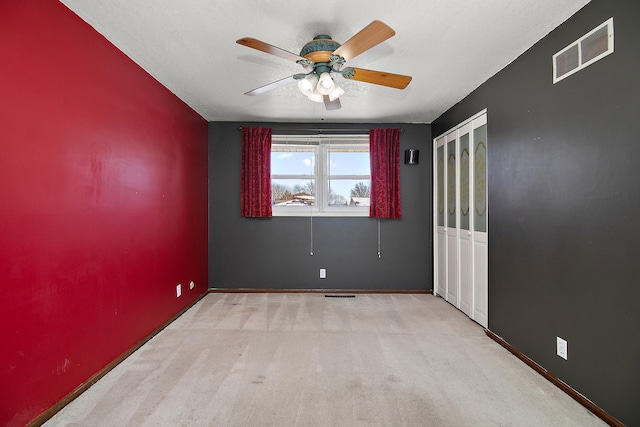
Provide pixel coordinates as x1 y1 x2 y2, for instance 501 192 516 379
209 122 432 291
432 1 639 424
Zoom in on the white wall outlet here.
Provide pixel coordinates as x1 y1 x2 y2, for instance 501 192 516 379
557 337 568 360
176 284 182 297
319 268 326 279
189 281 195 290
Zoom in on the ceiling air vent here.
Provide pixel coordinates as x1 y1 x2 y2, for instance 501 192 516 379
553 18 613 84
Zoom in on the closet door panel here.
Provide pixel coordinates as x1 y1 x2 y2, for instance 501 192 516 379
435 140 447 297
458 128 472 317
446 133 458 305
472 119 488 328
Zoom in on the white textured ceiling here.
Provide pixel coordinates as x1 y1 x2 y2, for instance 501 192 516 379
60 0 589 123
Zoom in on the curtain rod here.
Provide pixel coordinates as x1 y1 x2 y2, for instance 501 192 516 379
237 126 404 134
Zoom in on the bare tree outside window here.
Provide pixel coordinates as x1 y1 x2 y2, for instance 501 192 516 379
350 182 370 198
293 181 315 195
329 191 348 205
272 183 292 202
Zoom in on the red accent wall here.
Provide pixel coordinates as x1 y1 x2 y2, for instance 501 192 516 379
0 2 208 426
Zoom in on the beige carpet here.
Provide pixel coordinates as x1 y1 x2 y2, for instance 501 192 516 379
44 293 605 426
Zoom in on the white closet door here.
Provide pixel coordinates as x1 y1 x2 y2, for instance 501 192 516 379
433 111 488 328
458 124 472 317
435 137 447 298
445 131 458 306
472 116 488 328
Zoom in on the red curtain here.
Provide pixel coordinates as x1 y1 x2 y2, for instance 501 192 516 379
370 128 402 219
241 127 272 217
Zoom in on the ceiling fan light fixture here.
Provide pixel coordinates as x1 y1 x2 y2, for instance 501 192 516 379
238 21 412 111
316 72 335 95
328 86 345 101
297 74 318 97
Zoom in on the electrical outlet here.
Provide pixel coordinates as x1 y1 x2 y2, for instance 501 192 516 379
189 281 195 290
557 337 568 360
176 284 182 297
320 268 326 279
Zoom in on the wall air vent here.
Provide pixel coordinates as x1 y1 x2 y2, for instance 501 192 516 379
553 17 613 84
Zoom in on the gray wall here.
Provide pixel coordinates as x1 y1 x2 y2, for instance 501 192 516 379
432 1 639 424
209 122 432 290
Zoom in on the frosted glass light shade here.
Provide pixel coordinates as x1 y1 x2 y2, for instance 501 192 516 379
328 86 345 101
298 74 318 97
316 72 335 95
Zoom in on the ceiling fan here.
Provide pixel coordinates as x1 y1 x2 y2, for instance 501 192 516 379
236 20 412 111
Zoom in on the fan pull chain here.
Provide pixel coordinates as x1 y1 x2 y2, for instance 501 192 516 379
377 218 381 259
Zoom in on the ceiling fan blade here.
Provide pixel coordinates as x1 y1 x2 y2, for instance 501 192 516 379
323 96 341 110
345 68 412 89
244 75 298 96
332 21 395 62
236 37 306 63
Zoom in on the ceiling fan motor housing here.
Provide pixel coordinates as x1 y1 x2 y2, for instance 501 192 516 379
300 35 341 66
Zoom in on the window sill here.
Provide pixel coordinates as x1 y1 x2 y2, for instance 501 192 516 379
272 208 369 218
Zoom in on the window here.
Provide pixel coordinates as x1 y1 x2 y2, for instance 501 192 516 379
271 135 370 216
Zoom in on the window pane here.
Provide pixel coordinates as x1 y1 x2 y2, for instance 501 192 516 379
271 148 315 175
328 179 370 206
328 150 370 175
272 179 315 206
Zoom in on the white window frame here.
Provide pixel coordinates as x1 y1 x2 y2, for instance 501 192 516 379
272 135 370 217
